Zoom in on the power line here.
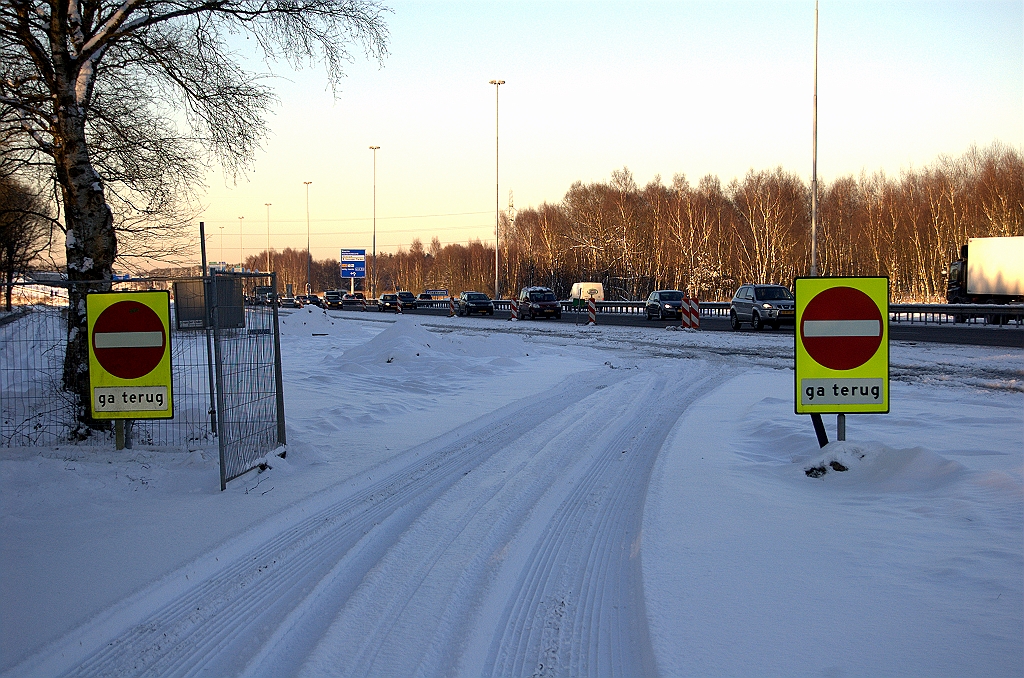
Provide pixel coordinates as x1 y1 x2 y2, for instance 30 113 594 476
201 210 492 225
309 223 493 237
253 235 497 258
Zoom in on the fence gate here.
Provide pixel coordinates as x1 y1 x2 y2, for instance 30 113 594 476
0 273 287 490
207 272 287 489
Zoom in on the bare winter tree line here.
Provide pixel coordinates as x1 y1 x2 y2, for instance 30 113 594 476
241 239 496 298
242 247 346 296
281 143 1018 302
202 143 1020 303
502 143 1021 302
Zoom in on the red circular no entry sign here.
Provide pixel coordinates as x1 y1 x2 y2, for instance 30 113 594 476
92 300 167 380
800 286 883 371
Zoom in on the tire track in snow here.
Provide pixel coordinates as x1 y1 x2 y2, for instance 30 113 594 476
21 361 725 678
288 369 667 678
22 368 617 678
293 363 723 677
482 369 719 677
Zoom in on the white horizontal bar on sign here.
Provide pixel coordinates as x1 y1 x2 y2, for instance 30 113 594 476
94 331 163 348
802 320 880 337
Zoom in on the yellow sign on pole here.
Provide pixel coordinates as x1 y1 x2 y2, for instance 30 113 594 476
795 277 889 414
87 290 174 419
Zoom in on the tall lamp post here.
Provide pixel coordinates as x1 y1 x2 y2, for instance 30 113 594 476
489 79 504 299
304 181 312 294
810 0 819 277
265 203 272 273
219 225 224 265
369 145 379 299
237 216 244 270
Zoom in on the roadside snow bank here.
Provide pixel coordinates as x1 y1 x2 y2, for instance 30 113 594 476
278 306 338 335
800 442 966 490
643 368 1023 677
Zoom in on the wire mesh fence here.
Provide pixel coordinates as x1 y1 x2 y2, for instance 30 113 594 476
208 274 287 487
0 305 76 446
0 274 286 490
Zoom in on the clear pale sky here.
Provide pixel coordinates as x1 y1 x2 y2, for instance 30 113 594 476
193 0 1023 267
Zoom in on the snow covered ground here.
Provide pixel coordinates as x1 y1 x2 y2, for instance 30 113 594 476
1 308 1021 677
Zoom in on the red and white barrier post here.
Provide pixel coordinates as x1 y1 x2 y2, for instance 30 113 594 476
510 298 518 320
680 297 701 329
449 297 457 317
587 297 597 325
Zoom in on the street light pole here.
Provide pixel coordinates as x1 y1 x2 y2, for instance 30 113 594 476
489 79 504 299
265 203 272 273
369 146 379 299
219 225 224 265
810 0 819 277
238 215 244 270
304 181 312 294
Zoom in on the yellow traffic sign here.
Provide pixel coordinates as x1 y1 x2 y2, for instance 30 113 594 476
87 291 174 419
795 277 889 414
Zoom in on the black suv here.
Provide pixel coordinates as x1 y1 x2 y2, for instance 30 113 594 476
324 290 343 309
396 291 417 311
378 293 400 312
729 284 795 330
519 286 562 320
458 291 495 316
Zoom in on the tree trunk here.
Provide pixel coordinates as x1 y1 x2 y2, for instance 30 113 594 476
56 104 117 437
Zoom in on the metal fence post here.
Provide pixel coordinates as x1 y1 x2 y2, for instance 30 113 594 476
210 273 228 491
199 223 217 434
271 272 287 448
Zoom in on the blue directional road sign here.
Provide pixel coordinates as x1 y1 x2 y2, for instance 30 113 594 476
340 249 366 279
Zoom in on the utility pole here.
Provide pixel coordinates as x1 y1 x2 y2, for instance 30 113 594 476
304 181 312 294
489 79 504 299
265 203 272 273
370 146 380 299
810 0 819 277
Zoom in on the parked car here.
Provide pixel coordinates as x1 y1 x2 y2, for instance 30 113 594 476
279 296 302 308
458 291 495 316
645 290 687 320
519 286 562 320
378 293 400 312
339 292 363 310
324 290 343 309
396 291 417 310
729 284 795 330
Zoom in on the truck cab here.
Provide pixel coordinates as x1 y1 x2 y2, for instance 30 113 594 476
945 250 967 304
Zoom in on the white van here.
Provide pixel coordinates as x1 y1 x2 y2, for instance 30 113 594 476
570 282 604 308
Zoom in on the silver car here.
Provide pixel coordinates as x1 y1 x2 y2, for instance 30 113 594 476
730 284 795 330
